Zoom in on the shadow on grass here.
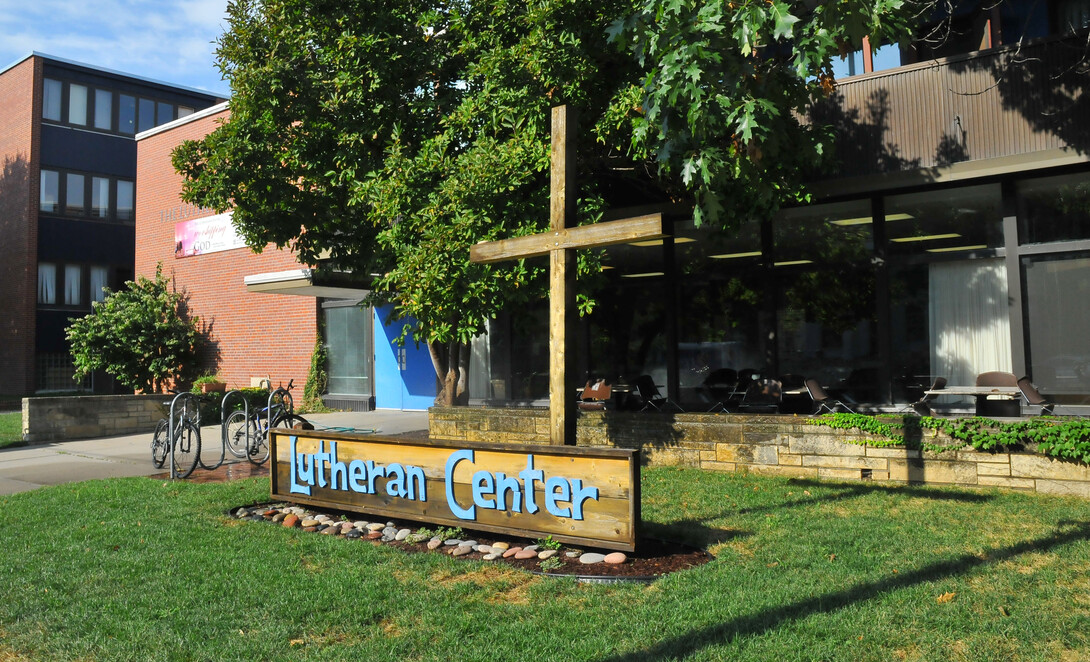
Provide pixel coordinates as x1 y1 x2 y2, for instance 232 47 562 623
640 520 751 549
597 520 1090 661
734 477 993 516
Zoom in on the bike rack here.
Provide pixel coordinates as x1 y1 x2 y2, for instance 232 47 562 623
221 389 251 457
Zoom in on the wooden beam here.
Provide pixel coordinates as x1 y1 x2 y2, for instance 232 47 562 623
469 213 666 264
550 105 578 447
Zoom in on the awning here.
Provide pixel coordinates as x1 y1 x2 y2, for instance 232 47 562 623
243 269 371 299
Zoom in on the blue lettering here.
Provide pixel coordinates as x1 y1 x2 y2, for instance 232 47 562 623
569 479 599 521
406 465 427 501
386 463 407 498
328 442 349 491
288 436 311 496
348 460 367 493
445 449 475 520
545 476 572 518
313 441 330 488
472 470 496 510
494 472 522 513
366 460 382 493
518 455 543 514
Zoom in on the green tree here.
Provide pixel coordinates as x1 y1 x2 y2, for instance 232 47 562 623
173 0 922 405
66 265 203 393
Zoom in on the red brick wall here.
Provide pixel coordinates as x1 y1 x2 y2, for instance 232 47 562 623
135 108 317 392
0 57 41 395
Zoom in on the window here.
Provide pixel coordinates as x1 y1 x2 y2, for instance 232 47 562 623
177 106 194 118
91 177 110 219
1059 0 1090 32
94 89 112 130
119 94 136 134
65 173 85 215
138 98 155 132
1019 172 1090 245
831 49 865 79
64 265 82 305
38 263 57 304
40 170 59 213
42 79 62 121
116 180 134 221
90 266 109 303
871 43 902 73
157 101 173 126
68 84 88 126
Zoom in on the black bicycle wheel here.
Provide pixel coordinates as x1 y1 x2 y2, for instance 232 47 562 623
246 419 271 467
171 419 201 478
151 419 169 469
224 410 256 459
199 416 226 471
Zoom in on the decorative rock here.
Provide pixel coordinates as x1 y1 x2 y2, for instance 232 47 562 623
427 538 444 550
235 508 250 518
514 549 538 560
301 519 320 528
482 553 500 561
523 545 539 553
271 513 287 523
366 531 383 540
262 509 279 518
366 523 386 532
387 521 396 527
502 547 522 558
395 528 411 541
475 545 492 555
491 542 510 551
381 535 395 542
452 545 473 557
565 551 581 558
604 552 627 564
444 539 463 547
353 521 369 530
248 514 264 522
282 514 299 528
461 540 478 548
382 527 398 538
538 549 558 560
321 526 338 535
579 553 606 564
314 515 331 523
345 529 362 540
302 526 318 533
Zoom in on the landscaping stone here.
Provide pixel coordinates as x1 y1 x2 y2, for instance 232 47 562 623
462 540 478 548
303 526 318 533
523 545 539 552
514 549 538 560
366 523 385 532
444 539 463 546
427 538 443 550
271 513 287 523
382 527 398 538
282 514 299 528
452 545 473 557
579 553 606 564
475 545 492 554
353 521 368 529
366 531 383 540
235 508 249 518
604 552 627 564
502 547 522 558
301 519 320 528
345 529 362 540
538 550 557 560
395 528 411 541
491 542 510 551
482 553 499 561
565 551 580 558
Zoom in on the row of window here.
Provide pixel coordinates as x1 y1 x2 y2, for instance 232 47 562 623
37 263 113 307
42 78 195 135
40 169 133 222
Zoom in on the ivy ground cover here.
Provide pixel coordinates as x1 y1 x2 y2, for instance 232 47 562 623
1 467 1088 661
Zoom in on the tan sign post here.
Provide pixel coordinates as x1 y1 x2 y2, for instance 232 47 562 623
271 429 640 551
469 105 668 446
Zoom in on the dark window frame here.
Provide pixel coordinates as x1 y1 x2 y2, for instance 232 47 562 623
38 167 135 224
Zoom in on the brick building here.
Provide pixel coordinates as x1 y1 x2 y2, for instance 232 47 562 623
0 53 222 395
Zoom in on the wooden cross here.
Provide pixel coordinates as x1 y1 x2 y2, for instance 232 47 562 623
470 105 667 445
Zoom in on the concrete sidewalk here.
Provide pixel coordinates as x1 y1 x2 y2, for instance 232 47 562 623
0 409 429 496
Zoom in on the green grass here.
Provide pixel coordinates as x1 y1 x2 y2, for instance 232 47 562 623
0 411 21 448
2 468 1089 661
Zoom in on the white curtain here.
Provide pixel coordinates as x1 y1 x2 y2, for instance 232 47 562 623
38 263 56 304
929 258 1012 389
90 266 109 303
64 265 82 305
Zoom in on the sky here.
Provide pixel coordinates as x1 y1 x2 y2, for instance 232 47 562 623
0 0 232 97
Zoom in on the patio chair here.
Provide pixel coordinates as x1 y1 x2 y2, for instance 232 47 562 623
1018 376 1062 416
899 376 946 417
632 375 683 412
976 371 1018 387
805 378 855 415
577 379 612 411
740 378 782 414
701 368 737 412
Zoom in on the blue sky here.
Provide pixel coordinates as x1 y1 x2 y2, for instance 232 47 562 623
0 0 231 96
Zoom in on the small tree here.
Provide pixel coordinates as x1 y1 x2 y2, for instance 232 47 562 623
66 264 203 393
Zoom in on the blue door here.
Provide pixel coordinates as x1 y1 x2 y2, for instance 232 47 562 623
374 306 437 410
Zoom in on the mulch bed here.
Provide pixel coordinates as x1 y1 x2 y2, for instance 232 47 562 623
153 458 711 581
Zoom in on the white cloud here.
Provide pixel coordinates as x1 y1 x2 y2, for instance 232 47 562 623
0 0 230 95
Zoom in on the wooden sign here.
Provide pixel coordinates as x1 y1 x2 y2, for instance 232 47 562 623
270 429 641 551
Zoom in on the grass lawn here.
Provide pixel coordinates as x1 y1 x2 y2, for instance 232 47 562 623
0 411 21 449
1 468 1089 661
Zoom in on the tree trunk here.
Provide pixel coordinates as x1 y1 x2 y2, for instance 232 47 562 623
429 339 471 406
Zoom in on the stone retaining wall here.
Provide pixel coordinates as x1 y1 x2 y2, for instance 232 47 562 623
428 407 1090 498
22 395 168 444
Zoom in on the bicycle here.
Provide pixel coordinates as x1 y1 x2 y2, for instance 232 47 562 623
222 380 310 466
150 391 204 479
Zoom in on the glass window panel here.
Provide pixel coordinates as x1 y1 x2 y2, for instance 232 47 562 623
65 173 85 215
64 265 82 305
871 43 902 72
831 49 865 79
38 263 56 304
68 84 88 125
42 79 62 121
1018 172 1090 244
119 94 136 134
884 184 1002 256
177 106 194 118
157 102 173 126
94 89 112 130
774 199 873 265
90 266 109 303
324 304 372 395
138 98 155 132
1023 252 1090 398
116 180 134 221
40 170 59 213
91 177 110 219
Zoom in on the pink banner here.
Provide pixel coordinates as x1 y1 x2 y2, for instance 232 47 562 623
174 212 248 258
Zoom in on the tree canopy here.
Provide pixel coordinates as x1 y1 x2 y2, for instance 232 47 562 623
174 0 921 403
